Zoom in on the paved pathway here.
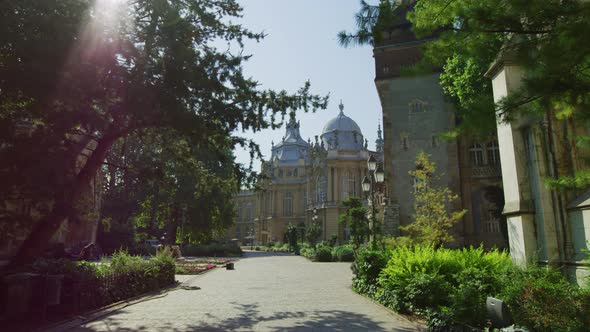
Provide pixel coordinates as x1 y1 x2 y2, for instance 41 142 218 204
65 251 423 331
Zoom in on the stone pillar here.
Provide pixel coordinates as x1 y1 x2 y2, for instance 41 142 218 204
486 58 537 265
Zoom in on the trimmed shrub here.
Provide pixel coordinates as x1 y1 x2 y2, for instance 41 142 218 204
181 243 242 257
315 246 333 262
332 245 354 262
30 249 175 315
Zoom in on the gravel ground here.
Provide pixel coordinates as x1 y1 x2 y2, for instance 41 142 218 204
64 251 424 331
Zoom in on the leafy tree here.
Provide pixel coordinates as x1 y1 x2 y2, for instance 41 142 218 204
339 196 369 250
101 129 238 247
403 151 466 247
1 0 327 265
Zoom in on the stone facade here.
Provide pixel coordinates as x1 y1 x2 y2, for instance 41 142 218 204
374 3 506 248
486 55 590 283
230 103 385 245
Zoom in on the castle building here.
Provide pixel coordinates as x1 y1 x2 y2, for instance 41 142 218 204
230 103 386 244
373 3 506 248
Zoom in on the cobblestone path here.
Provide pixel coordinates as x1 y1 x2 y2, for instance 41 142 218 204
65 251 423 331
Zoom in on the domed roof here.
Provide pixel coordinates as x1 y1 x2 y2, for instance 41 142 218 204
322 103 362 135
320 102 365 151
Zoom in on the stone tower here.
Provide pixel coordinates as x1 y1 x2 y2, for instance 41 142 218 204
373 3 461 238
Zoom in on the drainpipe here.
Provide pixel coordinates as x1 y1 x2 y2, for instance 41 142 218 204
542 111 567 262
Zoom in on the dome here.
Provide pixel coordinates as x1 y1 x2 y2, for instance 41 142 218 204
320 102 364 151
322 112 362 135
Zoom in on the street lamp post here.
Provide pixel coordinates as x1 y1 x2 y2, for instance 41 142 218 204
362 155 384 247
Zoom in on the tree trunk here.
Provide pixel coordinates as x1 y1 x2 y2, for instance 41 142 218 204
9 134 119 267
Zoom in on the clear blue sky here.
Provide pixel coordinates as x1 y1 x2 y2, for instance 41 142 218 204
234 0 381 170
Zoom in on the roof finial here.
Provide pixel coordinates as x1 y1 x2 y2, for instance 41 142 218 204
338 100 344 115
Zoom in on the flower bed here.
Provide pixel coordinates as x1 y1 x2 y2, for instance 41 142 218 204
174 258 233 275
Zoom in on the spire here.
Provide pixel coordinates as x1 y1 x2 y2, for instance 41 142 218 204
338 100 344 115
282 113 307 145
376 121 384 153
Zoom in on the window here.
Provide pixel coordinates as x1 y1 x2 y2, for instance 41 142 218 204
283 192 293 217
341 171 357 200
278 170 283 177
484 210 500 233
237 203 243 221
245 202 252 221
401 135 409 151
469 143 484 166
303 191 307 210
293 168 298 177
487 141 500 165
316 175 327 203
409 99 430 113
431 135 438 148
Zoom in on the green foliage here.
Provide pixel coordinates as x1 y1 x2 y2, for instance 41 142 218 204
353 245 590 330
315 244 333 262
332 245 355 262
181 243 242 257
498 266 590 332
285 223 299 251
1 0 328 263
339 197 369 249
31 249 175 312
300 247 316 261
305 221 322 247
404 152 467 247
327 234 338 247
351 249 389 295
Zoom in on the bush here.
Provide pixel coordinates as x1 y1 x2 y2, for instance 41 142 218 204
498 266 590 331
353 245 590 330
378 246 511 322
300 247 316 260
30 249 175 314
332 245 354 262
315 246 333 262
352 250 388 285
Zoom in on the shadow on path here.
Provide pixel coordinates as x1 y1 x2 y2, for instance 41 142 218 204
70 302 419 332
241 250 296 258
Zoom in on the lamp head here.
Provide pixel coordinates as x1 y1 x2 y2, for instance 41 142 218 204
375 164 385 183
367 155 377 171
362 176 371 193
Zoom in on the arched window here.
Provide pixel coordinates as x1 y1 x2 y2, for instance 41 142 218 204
487 141 500 165
283 192 293 217
469 143 484 166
